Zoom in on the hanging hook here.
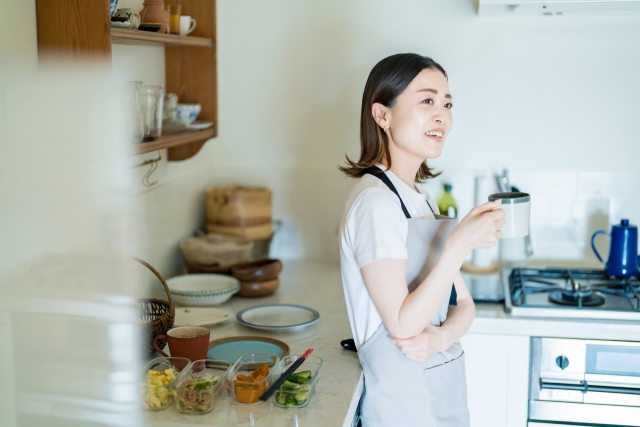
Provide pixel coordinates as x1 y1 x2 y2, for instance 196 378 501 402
133 151 162 187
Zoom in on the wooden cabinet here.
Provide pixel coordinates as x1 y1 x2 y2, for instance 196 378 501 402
461 333 530 427
35 0 217 160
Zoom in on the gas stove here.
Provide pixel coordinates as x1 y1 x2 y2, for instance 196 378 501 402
504 267 640 321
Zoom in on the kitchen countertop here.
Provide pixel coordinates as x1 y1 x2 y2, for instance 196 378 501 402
146 260 640 426
145 260 362 427
472 303 640 341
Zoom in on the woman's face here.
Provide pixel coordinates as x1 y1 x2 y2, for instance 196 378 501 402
375 68 453 161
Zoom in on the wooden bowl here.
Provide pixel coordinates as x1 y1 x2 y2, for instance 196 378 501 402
237 278 279 297
231 259 282 282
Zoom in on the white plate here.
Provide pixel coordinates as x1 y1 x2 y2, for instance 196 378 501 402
186 120 213 130
167 274 240 306
173 307 233 327
236 304 320 332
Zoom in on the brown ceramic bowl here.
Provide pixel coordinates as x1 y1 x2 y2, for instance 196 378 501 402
237 278 279 297
231 259 282 282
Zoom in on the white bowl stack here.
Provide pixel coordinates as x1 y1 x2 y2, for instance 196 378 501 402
166 274 240 306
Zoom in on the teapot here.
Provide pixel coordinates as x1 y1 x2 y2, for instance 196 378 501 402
591 219 640 278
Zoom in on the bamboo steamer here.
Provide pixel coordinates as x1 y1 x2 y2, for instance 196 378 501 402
206 186 272 226
206 222 273 240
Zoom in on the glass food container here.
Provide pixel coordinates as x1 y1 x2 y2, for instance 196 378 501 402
226 353 279 406
140 357 191 411
175 359 231 414
138 85 165 139
271 355 323 409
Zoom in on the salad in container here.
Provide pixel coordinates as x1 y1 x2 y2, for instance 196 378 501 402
140 357 191 410
271 355 323 409
175 359 231 414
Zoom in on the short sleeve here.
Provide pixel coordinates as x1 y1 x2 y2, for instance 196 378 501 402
344 187 408 268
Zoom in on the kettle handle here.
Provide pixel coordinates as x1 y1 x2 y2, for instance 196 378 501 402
591 230 609 263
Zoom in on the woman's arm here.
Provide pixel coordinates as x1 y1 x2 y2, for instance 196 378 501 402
392 272 475 362
360 200 503 339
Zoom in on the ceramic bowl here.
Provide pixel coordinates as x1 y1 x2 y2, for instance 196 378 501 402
237 278 279 298
139 22 163 32
176 104 201 125
167 274 240 306
231 259 282 282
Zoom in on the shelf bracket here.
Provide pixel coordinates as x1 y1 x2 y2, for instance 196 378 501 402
134 150 162 187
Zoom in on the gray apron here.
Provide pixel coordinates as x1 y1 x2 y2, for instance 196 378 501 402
358 168 470 427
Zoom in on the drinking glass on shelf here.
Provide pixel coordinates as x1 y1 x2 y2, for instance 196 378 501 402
127 81 144 144
169 4 181 35
138 85 165 139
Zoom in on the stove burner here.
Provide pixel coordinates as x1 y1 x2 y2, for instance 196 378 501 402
548 288 605 306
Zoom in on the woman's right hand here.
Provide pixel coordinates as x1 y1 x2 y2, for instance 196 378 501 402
448 199 506 256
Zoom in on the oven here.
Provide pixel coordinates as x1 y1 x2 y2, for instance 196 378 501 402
529 337 640 426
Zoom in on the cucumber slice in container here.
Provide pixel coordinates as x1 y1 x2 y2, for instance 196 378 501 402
294 391 309 404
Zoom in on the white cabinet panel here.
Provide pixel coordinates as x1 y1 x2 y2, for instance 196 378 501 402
461 333 530 427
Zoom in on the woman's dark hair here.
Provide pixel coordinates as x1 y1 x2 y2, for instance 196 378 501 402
339 53 446 183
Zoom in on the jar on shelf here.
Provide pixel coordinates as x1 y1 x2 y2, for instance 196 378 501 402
139 85 165 138
127 81 144 144
139 0 170 33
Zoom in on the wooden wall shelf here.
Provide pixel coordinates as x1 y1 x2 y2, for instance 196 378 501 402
132 128 215 156
36 0 218 162
111 28 214 48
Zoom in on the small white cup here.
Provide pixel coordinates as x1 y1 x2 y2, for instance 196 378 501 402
489 192 530 238
179 16 197 35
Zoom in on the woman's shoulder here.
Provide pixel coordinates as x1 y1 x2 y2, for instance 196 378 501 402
343 175 404 221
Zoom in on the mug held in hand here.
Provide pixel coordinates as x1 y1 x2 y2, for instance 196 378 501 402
488 192 530 238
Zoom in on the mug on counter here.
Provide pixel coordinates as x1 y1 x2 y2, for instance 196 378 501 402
489 192 530 239
153 326 210 361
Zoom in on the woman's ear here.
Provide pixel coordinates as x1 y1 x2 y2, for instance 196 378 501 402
372 103 391 131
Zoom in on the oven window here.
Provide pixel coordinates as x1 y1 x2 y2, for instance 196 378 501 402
586 345 640 377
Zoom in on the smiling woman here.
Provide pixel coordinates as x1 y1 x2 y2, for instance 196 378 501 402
339 54 451 183
338 54 506 427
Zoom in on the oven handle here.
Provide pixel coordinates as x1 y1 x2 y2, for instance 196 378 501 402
541 382 640 395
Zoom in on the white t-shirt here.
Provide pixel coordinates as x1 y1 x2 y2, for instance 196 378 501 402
338 166 438 349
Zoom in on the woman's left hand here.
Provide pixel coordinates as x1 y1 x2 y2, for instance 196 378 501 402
391 323 447 363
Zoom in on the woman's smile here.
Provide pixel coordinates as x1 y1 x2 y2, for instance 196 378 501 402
425 128 445 142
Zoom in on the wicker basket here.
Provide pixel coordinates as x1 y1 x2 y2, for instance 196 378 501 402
133 257 175 354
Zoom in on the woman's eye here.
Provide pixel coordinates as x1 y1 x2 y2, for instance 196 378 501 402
422 98 433 104
445 103 453 109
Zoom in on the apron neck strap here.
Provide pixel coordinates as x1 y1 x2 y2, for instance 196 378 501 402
362 166 435 218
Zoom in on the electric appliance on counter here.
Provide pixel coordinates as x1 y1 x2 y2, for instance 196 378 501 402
528 337 640 426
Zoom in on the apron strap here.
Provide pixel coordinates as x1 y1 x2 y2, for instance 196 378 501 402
363 166 412 218
362 166 457 306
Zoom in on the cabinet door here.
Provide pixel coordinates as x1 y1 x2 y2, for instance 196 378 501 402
461 333 529 427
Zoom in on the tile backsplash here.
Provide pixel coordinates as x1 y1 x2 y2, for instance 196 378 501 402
422 170 640 264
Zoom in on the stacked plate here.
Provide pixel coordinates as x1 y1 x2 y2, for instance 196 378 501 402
166 274 240 306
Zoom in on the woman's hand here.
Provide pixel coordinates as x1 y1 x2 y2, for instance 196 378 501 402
391 323 447 363
448 199 506 256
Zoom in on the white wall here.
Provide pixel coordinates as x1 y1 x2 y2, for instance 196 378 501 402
209 0 640 263
50 0 640 274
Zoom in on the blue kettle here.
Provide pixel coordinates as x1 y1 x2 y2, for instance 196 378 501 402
591 219 640 278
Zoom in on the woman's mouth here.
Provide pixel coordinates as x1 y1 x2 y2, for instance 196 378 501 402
425 130 444 141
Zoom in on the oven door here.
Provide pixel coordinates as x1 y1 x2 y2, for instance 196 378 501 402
584 340 640 388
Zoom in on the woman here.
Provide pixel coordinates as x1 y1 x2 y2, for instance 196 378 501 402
338 53 505 426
